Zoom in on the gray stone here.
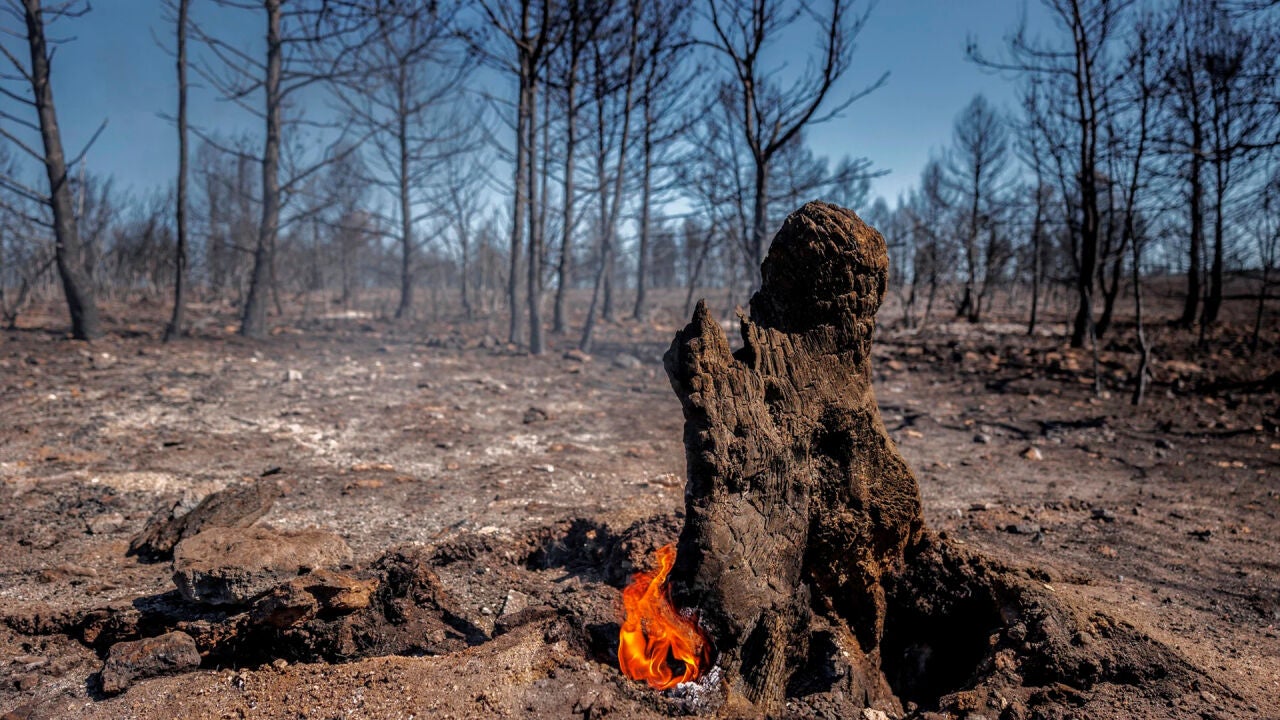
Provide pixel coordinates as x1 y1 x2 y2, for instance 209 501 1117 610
612 353 642 369
86 512 125 535
173 527 352 605
100 631 200 695
129 480 283 560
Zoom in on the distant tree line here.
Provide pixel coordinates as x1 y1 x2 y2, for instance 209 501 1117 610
0 0 1277 365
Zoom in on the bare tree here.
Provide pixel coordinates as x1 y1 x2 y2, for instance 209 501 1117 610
0 0 104 339
335 3 471 321
477 0 559 350
945 94 1011 323
1197 3 1280 328
1252 167 1280 352
579 0 640 353
437 137 492 319
163 0 191 341
703 0 885 272
1160 1 1211 329
1115 15 1157 404
631 0 693 320
1016 80 1055 335
548 0 607 334
971 0 1134 349
193 0 374 338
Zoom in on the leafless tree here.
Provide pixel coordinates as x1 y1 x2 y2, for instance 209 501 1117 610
0 0 105 339
193 0 375 338
631 0 693 320
703 0 885 273
547 0 607 334
477 0 559 351
1159 1 1212 329
945 94 1012 323
579 0 641 353
335 3 472 321
162 0 191 341
971 0 1134 349
1196 2 1280 328
437 135 493 319
1251 167 1280 352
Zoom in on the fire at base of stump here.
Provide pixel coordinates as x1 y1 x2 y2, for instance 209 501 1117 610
614 201 1242 719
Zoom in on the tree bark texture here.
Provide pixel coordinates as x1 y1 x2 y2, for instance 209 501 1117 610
666 202 921 713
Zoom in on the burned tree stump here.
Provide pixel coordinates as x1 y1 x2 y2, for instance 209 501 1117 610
662 202 1232 717
666 202 919 713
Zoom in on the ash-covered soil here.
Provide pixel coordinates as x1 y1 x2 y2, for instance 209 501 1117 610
1 295 1276 719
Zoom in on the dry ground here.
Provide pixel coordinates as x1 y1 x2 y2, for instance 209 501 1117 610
0 290 1276 719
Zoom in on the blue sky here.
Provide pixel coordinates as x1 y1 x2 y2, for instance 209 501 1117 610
16 0 1050 209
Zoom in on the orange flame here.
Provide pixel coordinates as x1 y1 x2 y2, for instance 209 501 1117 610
618 543 711 690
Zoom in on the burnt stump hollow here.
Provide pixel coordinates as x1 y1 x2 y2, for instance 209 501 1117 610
662 202 1235 717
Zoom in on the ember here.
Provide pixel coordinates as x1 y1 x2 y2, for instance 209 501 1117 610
617 544 710 690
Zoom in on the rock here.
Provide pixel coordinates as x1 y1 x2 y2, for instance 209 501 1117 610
86 512 126 535
861 710 890 720
1020 446 1043 461
0 704 35 720
493 605 557 637
100 631 200 695
250 581 319 629
129 480 283 560
12 656 46 671
1155 437 1175 450
974 433 992 444
563 349 590 363
612 353 642 369
1005 523 1042 535
522 406 549 424
173 527 352 605
252 568 377 628
12 674 38 691
1091 508 1116 522
498 589 530 619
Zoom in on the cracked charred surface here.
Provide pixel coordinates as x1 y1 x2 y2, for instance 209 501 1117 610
666 202 923 714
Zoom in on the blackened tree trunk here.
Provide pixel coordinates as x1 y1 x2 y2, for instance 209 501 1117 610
23 0 101 340
1178 79 1206 329
666 202 922 713
508 54 530 345
395 83 414 321
632 99 653 320
1068 0 1102 350
1028 190 1044 335
164 0 190 342
552 64 577 334
1181 143 1205 329
527 76 543 354
241 0 282 339
1202 157 1227 328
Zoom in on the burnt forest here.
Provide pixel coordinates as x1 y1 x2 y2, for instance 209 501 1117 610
1 1 1278 719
